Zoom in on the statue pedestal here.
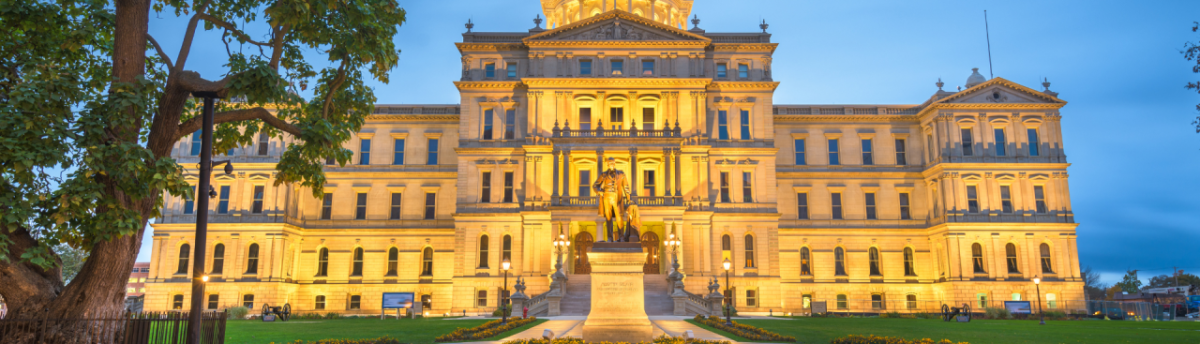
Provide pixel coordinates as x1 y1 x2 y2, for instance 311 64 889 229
582 242 653 343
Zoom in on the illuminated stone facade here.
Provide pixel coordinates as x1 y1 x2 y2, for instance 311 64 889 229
145 1 1083 315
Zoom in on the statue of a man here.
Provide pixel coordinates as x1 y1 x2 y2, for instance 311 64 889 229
592 157 630 242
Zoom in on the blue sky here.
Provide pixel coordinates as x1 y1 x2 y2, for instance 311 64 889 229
140 0 1200 286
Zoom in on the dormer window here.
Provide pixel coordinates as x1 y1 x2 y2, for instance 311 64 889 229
611 60 623 75
642 60 654 76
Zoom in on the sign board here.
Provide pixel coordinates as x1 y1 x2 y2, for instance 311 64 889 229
1004 301 1032 315
811 301 827 315
382 292 414 309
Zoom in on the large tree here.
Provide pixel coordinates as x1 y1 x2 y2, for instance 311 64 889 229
0 0 403 340
1187 21 1200 133
1145 272 1200 289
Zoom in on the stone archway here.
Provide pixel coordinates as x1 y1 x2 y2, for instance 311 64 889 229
574 232 594 274
641 232 660 274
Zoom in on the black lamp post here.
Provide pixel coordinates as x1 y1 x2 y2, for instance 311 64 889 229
188 91 232 344
501 258 511 324
723 258 732 326
1034 277 1045 325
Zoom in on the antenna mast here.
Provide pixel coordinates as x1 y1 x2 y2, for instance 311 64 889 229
984 10 994 79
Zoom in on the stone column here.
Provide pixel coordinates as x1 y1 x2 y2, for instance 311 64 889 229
630 148 639 197
662 148 672 197
564 149 573 198
552 149 560 203
674 149 682 197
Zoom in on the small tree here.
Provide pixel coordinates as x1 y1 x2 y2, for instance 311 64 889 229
1116 270 1143 294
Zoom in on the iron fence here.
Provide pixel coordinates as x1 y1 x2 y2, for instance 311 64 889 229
784 298 1179 320
0 311 225 344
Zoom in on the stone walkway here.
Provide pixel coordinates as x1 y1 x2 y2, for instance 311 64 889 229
445 315 740 344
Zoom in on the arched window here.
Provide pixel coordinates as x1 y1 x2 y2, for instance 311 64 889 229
903 247 916 276
799 247 812 276
971 243 986 273
316 248 329 277
211 243 225 274
245 243 260 274
478 235 490 268
315 295 326 310
1005 243 1020 274
173 294 184 310
1040 243 1054 273
176 244 190 274
721 235 731 251
386 247 398 276
869 247 882 276
502 235 512 261
421 247 434 276
834 247 846 276
744 235 755 268
351 247 364 276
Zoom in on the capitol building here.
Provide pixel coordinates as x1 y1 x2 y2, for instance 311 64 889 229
145 0 1083 315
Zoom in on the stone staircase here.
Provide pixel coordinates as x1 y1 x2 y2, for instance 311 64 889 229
560 274 592 315
643 275 674 315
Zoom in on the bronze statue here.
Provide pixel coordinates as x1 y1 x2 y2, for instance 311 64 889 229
592 157 630 242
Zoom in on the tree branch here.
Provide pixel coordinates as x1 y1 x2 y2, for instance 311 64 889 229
174 108 303 142
174 12 203 72
321 60 348 119
146 34 173 70
197 13 271 47
268 24 291 70
176 70 231 95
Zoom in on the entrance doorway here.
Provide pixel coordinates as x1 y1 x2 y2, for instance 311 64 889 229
641 232 660 274
574 232 593 274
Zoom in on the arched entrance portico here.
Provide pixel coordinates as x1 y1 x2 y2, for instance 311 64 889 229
642 232 660 274
574 232 593 274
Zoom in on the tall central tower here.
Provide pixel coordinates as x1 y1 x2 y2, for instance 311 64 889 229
541 0 694 29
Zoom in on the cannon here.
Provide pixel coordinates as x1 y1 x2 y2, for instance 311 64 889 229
261 303 292 322
941 303 971 322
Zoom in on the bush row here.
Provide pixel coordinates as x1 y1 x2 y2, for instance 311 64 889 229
435 316 538 342
830 335 966 344
270 336 403 344
502 335 731 344
692 315 796 342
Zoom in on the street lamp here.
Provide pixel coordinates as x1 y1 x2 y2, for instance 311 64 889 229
501 258 511 325
1034 277 1045 325
665 226 681 272
188 91 233 344
723 258 732 326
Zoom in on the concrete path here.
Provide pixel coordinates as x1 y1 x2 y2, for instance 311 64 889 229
648 317 732 342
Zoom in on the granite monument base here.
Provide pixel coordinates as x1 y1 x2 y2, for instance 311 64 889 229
581 242 653 343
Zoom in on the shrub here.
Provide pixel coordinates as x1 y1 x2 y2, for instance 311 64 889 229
501 337 585 344
435 316 538 342
830 335 967 344
324 312 342 319
270 336 402 344
652 334 732 344
983 307 1011 320
914 312 940 320
226 306 249 319
493 305 512 317
1043 310 1066 320
880 312 902 318
692 315 796 342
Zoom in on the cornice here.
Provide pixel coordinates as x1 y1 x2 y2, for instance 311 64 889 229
523 77 712 89
711 43 779 53
455 43 528 52
524 10 712 44
774 114 919 123
525 40 709 48
366 114 460 122
453 81 527 91
706 81 780 92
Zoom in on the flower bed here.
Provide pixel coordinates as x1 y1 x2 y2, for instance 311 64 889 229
502 335 731 344
830 335 967 344
271 336 402 344
691 315 796 342
435 317 538 342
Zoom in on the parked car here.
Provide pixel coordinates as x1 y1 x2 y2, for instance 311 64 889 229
1092 308 1126 320
1187 312 1198 319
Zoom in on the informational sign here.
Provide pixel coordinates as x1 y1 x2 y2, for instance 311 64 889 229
382 292 414 309
1004 300 1032 315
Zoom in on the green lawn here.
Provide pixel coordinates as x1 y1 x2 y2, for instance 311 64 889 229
224 317 546 344
690 317 1200 344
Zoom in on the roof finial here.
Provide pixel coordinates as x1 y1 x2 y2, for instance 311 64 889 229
1042 77 1051 91
691 14 700 28
759 19 769 33
534 14 542 29
465 18 474 32
936 78 944 91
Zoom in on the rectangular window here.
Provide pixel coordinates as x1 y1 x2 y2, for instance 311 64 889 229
739 110 751 139
716 63 727 78
1027 128 1040 156
895 139 907 165
967 185 980 213
861 139 873 165
315 296 326 310
207 295 219 309
803 294 812 309
578 170 591 197
609 108 624 130
642 60 654 76
483 109 494 140
424 192 436 220
190 130 202 156
355 192 367 220
1000 185 1014 213
172 295 184 309
994 128 1007 156
506 62 517 78
359 138 371 165
257 131 269 156
503 110 516 140
503 172 514 203
321 193 333 220
836 295 847 310
907 295 918 310
242 294 254 309
719 172 731 203
477 290 488 307
643 170 656 196
794 139 806 165
251 185 264 213
865 192 876 220
481 171 492 203
393 139 405 165
390 193 402 220
717 110 729 140
217 185 230 214
746 290 757 307
184 186 196 215
977 294 988 308
738 63 749 78
485 63 495 78
797 193 808 219
831 192 843 219
961 128 974 156
1034 185 1048 213
642 108 654 131
610 60 623 75
349 295 361 310
899 193 911 220
580 60 592 75
872 294 884 310
326 156 335 165
828 139 840 165
427 139 439 165
742 172 753 203
579 108 592 131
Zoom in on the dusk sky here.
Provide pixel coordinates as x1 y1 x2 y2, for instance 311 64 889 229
139 0 1200 286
